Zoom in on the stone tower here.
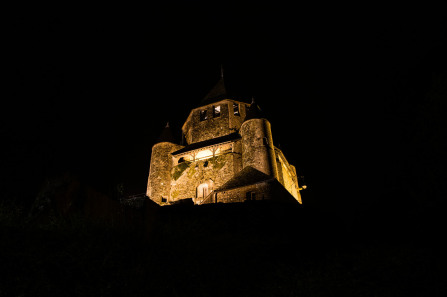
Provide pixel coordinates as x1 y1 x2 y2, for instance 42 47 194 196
146 123 183 204
146 73 303 205
240 98 279 178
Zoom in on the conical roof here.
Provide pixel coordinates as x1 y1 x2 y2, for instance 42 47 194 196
244 97 266 121
156 122 175 143
199 76 228 107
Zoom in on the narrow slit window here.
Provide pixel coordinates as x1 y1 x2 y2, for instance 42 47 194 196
246 191 256 201
200 109 208 121
233 103 240 116
263 137 269 146
213 105 221 117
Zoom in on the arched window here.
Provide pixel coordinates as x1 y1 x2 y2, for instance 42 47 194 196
197 183 209 199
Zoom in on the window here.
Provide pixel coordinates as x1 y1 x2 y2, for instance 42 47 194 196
178 157 185 164
200 109 208 121
197 183 209 199
161 197 167 203
246 191 256 201
263 137 269 146
213 105 221 117
233 103 240 116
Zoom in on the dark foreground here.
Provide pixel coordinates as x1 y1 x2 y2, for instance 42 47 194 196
0 200 444 297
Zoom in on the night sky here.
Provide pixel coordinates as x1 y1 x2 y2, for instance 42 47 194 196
4 4 447 213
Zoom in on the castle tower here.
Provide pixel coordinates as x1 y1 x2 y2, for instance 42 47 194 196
240 99 279 178
147 123 183 204
146 70 304 206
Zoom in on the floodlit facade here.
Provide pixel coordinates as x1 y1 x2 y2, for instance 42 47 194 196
147 75 303 205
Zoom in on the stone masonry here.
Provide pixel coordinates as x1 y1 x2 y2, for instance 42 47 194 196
147 76 303 205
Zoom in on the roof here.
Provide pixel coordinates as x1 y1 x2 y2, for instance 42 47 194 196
156 122 175 143
215 166 273 192
199 77 228 107
244 98 266 122
199 76 253 107
171 132 241 156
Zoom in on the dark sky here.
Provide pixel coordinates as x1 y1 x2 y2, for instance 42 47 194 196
4 4 447 211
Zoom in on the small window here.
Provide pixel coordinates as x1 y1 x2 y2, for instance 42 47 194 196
200 109 208 121
178 157 185 164
246 192 256 201
233 103 240 116
161 197 167 203
213 105 221 117
263 137 269 146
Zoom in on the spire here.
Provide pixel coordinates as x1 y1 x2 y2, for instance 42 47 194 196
220 64 224 78
199 65 229 107
200 76 228 106
156 122 175 143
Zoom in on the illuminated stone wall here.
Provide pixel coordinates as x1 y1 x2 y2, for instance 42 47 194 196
147 99 303 205
215 182 273 203
147 142 184 204
183 100 249 145
169 141 242 203
241 118 278 178
275 148 301 203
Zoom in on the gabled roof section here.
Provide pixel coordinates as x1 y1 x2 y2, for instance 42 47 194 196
215 166 273 192
199 76 228 107
172 132 241 156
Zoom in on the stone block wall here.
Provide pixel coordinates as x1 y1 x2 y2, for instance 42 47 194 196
275 148 301 203
169 149 242 203
241 118 278 178
147 142 184 204
214 182 273 203
182 100 250 145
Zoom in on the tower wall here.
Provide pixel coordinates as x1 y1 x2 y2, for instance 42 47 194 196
275 148 302 203
147 142 183 204
241 118 278 178
182 100 250 145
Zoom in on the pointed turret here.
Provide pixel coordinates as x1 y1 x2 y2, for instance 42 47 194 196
148 122 183 204
244 97 266 121
199 76 228 107
240 96 278 178
156 122 175 144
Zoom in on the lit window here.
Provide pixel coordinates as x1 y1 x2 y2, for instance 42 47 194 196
233 103 240 116
213 105 221 117
200 109 208 121
195 149 214 160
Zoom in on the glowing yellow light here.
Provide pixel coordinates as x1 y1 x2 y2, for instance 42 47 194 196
195 148 220 160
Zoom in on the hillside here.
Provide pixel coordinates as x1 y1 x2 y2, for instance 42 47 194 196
0 198 443 297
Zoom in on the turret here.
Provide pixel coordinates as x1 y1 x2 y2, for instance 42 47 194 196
147 123 183 204
240 99 279 178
